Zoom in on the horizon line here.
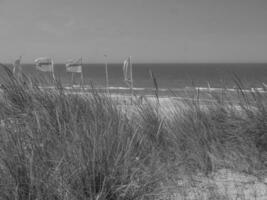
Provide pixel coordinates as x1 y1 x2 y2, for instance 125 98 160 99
2 61 267 65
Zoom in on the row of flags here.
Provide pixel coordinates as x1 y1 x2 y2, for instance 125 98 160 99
33 57 83 73
12 56 133 88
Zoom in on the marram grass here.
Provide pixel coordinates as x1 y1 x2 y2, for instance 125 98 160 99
0 64 266 200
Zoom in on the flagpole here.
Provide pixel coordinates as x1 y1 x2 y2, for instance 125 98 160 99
51 58 55 83
81 57 84 87
12 60 16 74
130 56 133 104
104 54 109 93
18 56 22 81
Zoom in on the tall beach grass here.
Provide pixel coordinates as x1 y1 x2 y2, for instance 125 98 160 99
0 64 266 199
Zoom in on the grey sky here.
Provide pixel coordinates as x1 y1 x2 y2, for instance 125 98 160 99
0 0 267 63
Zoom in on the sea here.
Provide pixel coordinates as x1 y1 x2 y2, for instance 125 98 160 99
2 63 267 96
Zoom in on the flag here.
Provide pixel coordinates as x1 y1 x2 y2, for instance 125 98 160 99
123 57 131 82
13 56 22 74
34 57 54 72
66 57 82 73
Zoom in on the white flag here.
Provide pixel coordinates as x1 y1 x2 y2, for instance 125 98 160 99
66 57 82 73
34 57 54 72
123 57 131 82
13 56 22 74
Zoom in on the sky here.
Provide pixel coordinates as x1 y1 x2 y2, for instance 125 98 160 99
0 0 267 63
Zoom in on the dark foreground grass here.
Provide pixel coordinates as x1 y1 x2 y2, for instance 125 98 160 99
0 64 267 200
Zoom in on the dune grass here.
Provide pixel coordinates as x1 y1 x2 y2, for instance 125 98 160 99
0 64 267 200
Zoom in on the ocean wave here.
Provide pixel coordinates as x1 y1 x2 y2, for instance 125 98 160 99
39 85 266 93
184 86 266 93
